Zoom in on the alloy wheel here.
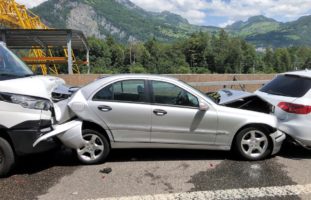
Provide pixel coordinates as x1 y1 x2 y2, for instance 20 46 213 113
241 130 268 158
77 134 105 162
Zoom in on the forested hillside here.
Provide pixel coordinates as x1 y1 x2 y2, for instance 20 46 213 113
74 31 311 74
32 0 216 42
33 0 311 47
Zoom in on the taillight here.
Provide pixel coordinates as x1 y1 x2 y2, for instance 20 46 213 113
278 102 311 114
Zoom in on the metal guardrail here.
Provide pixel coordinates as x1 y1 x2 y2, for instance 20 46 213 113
189 80 270 91
188 80 270 87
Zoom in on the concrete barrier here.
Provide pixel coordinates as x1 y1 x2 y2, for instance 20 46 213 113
56 74 276 92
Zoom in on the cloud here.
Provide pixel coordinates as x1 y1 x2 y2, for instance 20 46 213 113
130 0 311 26
219 20 235 28
205 0 311 22
130 0 209 24
15 0 47 8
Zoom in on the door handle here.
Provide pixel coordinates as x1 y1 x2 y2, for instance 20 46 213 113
153 109 167 116
98 105 112 112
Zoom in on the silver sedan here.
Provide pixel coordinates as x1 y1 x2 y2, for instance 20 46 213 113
66 74 285 162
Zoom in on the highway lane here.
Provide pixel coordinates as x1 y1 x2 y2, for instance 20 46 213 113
0 144 310 200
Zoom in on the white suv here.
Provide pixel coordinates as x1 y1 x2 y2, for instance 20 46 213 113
255 70 311 149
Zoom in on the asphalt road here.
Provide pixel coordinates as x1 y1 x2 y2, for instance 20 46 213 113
0 143 311 200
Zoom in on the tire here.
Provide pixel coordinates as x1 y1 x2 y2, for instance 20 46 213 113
0 137 15 177
76 129 110 164
234 127 272 161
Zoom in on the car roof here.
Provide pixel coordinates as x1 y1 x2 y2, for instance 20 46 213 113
97 74 178 81
282 70 311 79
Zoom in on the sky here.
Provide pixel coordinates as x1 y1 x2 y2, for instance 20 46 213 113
16 0 311 27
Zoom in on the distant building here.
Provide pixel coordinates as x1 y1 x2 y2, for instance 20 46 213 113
256 47 266 53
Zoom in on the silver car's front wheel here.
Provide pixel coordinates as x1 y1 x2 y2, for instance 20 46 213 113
235 127 272 161
76 129 110 164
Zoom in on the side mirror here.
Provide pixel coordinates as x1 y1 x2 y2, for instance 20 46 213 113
199 101 209 111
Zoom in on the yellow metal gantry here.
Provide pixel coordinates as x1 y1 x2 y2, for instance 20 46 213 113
0 0 80 74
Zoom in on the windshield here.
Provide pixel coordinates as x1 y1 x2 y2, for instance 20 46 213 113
0 43 33 80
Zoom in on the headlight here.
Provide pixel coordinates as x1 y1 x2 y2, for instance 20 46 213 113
0 92 51 110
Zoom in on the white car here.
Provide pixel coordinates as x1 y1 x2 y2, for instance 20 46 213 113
0 43 84 177
255 70 311 149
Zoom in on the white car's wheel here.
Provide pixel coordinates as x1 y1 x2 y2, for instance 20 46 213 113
0 137 15 177
235 127 272 161
76 129 110 164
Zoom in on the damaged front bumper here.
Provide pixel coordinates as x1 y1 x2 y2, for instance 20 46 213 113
33 120 85 149
270 130 286 155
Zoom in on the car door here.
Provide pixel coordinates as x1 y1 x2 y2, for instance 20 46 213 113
150 80 218 145
89 79 152 142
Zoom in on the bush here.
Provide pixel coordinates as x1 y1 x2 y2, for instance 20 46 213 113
129 63 147 73
173 66 191 74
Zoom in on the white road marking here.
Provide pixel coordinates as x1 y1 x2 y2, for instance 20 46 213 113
87 184 311 200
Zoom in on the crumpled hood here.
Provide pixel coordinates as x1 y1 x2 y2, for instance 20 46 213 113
0 75 65 99
208 89 257 105
208 89 274 114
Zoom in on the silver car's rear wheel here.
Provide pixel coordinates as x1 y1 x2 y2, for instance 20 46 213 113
76 129 110 164
235 127 272 160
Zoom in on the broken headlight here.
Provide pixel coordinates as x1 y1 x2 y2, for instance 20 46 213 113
0 92 51 110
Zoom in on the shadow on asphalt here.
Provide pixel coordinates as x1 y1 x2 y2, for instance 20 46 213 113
107 141 311 162
108 148 233 162
8 142 311 176
12 148 80 175
11 148 235 176
1 148 81 200
279 142 311 160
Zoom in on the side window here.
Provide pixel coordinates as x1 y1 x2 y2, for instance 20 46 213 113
93 84 113 100
151 81 199 107
93 80 146 103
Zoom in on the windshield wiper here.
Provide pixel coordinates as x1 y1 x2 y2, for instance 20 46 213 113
0 73 34 78
0 73 20 77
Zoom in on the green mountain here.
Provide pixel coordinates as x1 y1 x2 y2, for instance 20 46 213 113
32 0 311 47
32 0 218 42
226 15 280 37
227 15 311 47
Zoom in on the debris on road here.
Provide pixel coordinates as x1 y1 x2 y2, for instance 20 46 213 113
100 168 112 174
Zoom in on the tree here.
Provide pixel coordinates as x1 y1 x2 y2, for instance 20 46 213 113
144 37 161 73
182 32 210 72
263 48 274 73
213 29 230 73
159 44 190 74
110 44 125 68
241 40 257 73
88 37 111 73
273 48 291 72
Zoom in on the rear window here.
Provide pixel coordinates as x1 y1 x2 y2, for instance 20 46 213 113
260 75 311 97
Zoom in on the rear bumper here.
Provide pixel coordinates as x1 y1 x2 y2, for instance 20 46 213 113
279 120 311 147
270 130 286 155
33 120 85 150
